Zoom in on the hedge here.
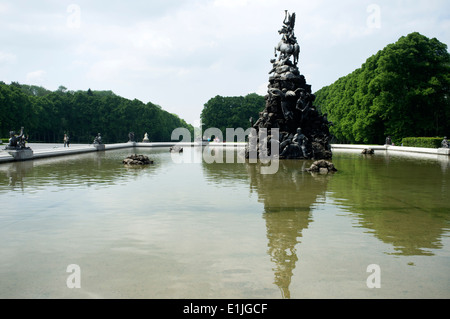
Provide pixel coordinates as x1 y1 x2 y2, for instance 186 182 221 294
401 137 444 148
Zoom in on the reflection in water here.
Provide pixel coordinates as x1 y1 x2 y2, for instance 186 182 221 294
246 161 330 299
1 146 449 298
202 158 331 298
203 150 450 297
0 148 166 193
328 151 450 256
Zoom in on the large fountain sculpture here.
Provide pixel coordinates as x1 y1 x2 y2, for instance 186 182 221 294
245 11 332 160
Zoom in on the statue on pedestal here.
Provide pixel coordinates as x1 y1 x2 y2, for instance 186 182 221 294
245 11 332 160
5 127 29 150
93 133 105 150
441 136 449 148
93 133 102 145
4 127 33 161
385 136 392 145
143 132 150 143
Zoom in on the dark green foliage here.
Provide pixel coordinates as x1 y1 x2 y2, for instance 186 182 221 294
401 137 443 148
200 93 265 140
315 32 450 144
0 83 193 143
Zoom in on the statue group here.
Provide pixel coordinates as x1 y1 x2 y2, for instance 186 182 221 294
5 127 30 150
245 11 332 160
4 127 33 160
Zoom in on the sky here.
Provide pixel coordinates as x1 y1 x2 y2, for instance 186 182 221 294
1 0 449 126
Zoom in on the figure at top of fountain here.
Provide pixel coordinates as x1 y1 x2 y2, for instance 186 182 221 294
279 10 296 42
275 10 300 65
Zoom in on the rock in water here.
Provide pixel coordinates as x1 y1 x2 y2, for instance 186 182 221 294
123 154 153 165
361 148 374 154
306 160 337 174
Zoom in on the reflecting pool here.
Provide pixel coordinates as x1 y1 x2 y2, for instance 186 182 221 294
0 146 449 298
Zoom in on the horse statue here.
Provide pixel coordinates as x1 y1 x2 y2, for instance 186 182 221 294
274 10 300 65
275 40 300 65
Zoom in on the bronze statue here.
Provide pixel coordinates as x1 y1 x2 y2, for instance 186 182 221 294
6 127 29 150
93 133 102 145
441 136 449 148
245 11 333 161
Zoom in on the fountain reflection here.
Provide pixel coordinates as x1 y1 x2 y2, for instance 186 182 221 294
202 157 331 298
246 160 331 298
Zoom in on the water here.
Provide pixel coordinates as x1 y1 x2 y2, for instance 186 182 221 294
0 146 449 298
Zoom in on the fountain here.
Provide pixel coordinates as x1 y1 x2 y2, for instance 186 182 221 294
245 11 332 160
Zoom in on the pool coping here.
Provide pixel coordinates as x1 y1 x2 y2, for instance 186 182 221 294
0 141 449 163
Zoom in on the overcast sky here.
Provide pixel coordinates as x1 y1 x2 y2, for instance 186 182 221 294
1 0 449 126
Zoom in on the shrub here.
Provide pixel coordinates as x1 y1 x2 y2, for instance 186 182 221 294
401 137 443 148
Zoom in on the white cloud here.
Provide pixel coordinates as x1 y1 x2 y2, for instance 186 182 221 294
1 0 449 125
0 3 11 14
26 70 46 84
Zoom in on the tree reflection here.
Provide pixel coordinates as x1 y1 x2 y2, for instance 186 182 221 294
0 148 164 193
328 152 450 256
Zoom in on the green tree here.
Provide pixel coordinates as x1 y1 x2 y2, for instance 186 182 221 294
0 82 193 143
200 93 265 139
315 32 450 144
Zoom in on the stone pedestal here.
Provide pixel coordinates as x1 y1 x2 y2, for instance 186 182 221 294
7 148 34 161
94 144 105 151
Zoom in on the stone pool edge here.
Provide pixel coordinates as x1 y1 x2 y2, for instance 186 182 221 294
0 142 449 163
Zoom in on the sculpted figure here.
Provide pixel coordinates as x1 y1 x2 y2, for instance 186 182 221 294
253 112 269 128
280 128 308 158
442 136 449 148
385 136 392 145
268 88 300 120
8 131 19 148
274 10 300 65
93 133 102 145
292 127 309 158
7 127 28 149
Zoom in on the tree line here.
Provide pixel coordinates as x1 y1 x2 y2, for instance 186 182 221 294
0 82 193 143
200 93 265 141
314 32 450 144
